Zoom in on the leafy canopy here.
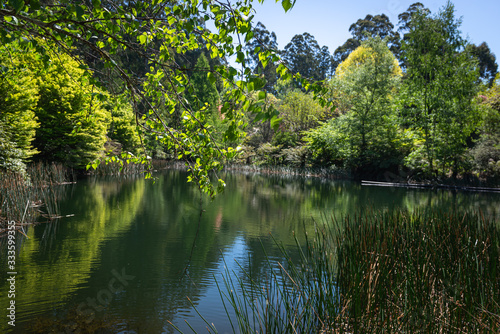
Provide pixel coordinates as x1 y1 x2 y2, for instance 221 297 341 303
333 14 400 71
400 1 480 177
0 40 39 173
326 37 403 171
0 0 332 197
336 43 402 79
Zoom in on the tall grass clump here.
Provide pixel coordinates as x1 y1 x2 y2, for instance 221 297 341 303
88 160 146 176
334 210 500 333
216 210 499 333
224 164 351 180
216 230 338 334
0 162 69 234
0 170 35 226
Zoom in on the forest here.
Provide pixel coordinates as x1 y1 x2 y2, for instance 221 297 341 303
1 0 499 191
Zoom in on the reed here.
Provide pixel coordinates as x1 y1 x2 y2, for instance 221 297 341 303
26 161 70 186
0 162 69 234
223 164 351 180
215 209 500 333
0 171 35 226
332 210 500 333
216 229 340 334
151 159 171 171
88 160 146 176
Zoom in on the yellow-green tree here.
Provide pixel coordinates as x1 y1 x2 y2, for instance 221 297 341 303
0 42 39 173
325 37 403 171
30 49 109 168
1 40 111 169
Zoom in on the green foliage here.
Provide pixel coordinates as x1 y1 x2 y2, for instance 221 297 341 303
31 50 109 168
471 77 500 180
105 95 142 155
397 2 429 32
276 89 328 142
304 115 352 167
255 142 282 165
1 0 493 185
239 92 279 164
0 123 26 174
186 53 219 117
314 37 403 172
244 87 328 166
467 42 498 87
0 42 39 173
282 32 333 82
244 22 279 93
400 2 480 177
333 14 400 71
0 0 312 197
281 145 308 167
1 39 145 172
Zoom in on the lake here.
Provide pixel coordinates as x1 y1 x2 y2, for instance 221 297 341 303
1 170 499 333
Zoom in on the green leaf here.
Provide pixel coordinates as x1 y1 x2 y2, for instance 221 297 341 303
253 112 264 123
236 51 245 63
11 0 25 13
207 72 216 84
270 116 282 130
30 0 40 10
75 5 85 20
260 57 269 69
281 0 293 12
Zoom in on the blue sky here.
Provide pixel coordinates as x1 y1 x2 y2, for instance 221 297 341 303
250 0 499 60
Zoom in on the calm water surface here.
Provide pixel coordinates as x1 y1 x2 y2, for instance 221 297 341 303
1 170 499 333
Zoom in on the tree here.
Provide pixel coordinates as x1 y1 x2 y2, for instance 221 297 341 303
349 14 400 54
397 2 429 36
0 0 310 197
329 37 403 172
471 74 500 179
0 42 39 173
275 88 328 145
105 95 142 155
333 14 400 71
186 53 219 117
304 114 352 167
244 22 279 93
318 45 335 79
32 49 109 168
467 42 498 87
282 32 333 82
400 1 480 178
0 40 145 171
397 2 430 70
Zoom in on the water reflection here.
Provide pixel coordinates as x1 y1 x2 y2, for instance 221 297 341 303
0 171 498 333
0 177 146 333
